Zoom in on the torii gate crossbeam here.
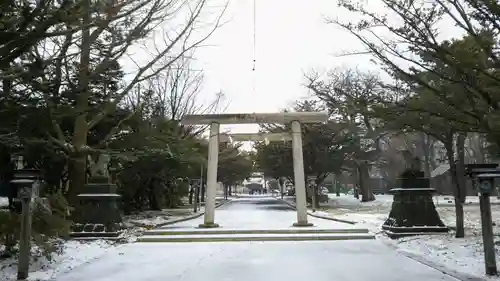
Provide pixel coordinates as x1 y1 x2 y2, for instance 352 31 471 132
220 132 292 143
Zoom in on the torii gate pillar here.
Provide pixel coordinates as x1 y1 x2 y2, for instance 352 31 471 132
201 122 220 228
290 120 312 226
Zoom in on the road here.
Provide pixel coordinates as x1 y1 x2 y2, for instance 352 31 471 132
54 196 459 281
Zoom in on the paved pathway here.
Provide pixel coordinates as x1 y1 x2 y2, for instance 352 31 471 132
159 196 357 230
54 196 459 281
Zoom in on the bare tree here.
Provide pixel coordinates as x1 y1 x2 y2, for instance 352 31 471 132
331 0 500 138
330 0 499 238
307 68 394 201
146 54 225 120
27 0 227 202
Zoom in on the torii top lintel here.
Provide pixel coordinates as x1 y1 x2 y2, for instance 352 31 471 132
220 133 292 142
181 112 329 125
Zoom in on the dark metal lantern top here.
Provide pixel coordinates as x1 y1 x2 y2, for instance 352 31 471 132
13 169 42 180
388 187 436 194
465 163 500 178
11 179 35 200
11 179 35 185
465 163 498 169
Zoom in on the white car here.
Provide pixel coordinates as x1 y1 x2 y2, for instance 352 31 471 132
319 186 329 195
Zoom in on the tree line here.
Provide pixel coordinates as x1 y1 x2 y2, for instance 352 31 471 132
0 0 254 258
255 0 500 239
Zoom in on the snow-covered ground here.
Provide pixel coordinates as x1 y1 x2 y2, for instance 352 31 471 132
0 206 207 281
2 195 498 280
318 193 500 279
0 196 233 280
0 240 115 281
327 193 500 209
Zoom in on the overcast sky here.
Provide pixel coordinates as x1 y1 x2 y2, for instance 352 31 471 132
193 0 381 134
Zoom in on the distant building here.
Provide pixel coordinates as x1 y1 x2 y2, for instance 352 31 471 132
430 163 498 196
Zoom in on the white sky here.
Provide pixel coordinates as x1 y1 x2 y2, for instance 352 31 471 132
193 0 381 134
120 0 463 143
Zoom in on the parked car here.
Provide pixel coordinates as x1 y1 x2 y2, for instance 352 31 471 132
319 186 329 195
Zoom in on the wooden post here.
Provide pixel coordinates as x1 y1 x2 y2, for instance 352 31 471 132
198 164 204 210
478 188 497 275
335 174 340 197
279 178 284 199
465 165 500 276
17 198 32 279
193 180 199 213
311 184 316 212
16 179 34 280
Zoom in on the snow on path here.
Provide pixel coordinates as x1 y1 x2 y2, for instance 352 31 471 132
53 240 459 281
2 195 498 280
53 198 458 281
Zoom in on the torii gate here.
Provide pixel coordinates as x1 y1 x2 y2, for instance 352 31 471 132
220 132 291 197
181 112 328 228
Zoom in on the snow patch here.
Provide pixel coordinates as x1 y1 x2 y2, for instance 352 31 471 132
327 193 500 208
320 194 500 279
0 205 203 280
0 240 115 281
395 234 500 280
0 197 8 207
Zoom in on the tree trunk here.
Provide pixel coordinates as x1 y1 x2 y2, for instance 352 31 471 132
67 151 87 205
352 168 359 199
445 134 465 238
455 133 467 237
453 196 465 237
148 180 163 210
358 164 375 202
188 187 193 204
421 133 432 177
68 1 91 206
200 183 205 203
469 133 485 163
278 177 284 199
456 134 467 205
311 185 318 210
2 63 12 97
315 184 320 209
335 178 340 197
429 138 436 171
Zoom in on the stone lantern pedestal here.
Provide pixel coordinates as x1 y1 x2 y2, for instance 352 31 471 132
71 175 122 238
382 170 449 238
